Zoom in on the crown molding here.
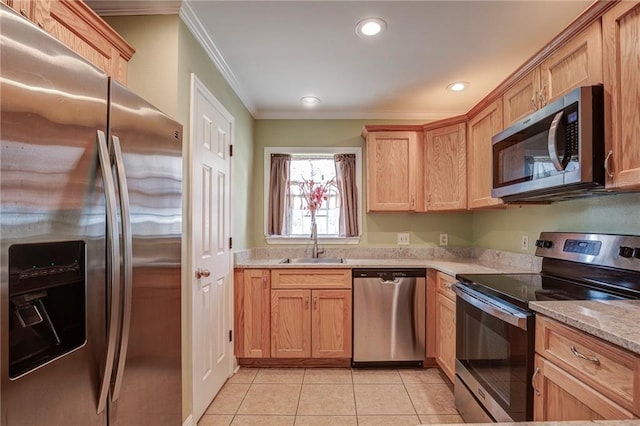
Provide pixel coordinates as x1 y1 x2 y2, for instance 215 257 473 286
179 1 257 116
85 1 182 16
254 109 464 120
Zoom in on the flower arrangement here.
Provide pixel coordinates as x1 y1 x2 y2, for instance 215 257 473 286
298 176 336 213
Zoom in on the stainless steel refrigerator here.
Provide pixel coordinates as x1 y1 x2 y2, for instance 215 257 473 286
1 5 182 425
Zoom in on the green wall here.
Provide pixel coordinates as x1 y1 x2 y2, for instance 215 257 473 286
253 119 474 248
105 14 256 423
255 120 640 251
473 192 640 253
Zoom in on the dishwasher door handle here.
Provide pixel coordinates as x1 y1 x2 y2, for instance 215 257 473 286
380 278 401 285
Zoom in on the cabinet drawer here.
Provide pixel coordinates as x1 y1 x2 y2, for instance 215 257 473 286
436 271 456 301
535 315 640 415
271 269 352 289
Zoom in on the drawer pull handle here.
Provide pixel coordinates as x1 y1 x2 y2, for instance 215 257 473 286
570 345 600 366
531 367 541 396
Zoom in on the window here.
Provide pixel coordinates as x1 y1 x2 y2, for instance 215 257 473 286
264 147 361 244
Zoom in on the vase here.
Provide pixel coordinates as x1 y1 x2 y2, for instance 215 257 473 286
309 210 317 237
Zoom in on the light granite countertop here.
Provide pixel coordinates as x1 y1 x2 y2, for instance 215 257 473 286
530 299 640 355
431 421 640 426
235 257 533 276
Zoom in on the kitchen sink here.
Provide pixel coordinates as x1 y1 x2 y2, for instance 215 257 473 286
279 257 345 264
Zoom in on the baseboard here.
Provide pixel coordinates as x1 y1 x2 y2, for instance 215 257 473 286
183 414 194 426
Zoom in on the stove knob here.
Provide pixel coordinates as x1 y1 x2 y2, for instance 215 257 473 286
634 248 640 259
543 240 553 248
619 246 634 258
535 240 544 248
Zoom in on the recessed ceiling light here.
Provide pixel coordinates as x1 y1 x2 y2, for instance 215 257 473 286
300 96 321 106
447 81 469 92
356 17 387 38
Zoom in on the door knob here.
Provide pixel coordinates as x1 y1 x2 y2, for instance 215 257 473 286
196 268 211 279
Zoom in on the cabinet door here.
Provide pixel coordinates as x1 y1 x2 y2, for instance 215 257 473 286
44 1 133 84
237 269 270 358
311 290 352 358
435 292 456 382
366 131 423 212
603 1 640 190
271 289 311 358
425 122 467 211
467 99 504 209
540 20 603 105
503 69 541 127
533 355 635 421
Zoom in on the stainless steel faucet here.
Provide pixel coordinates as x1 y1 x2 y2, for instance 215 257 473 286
311 221 324 258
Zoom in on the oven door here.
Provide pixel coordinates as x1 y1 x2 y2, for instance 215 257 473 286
453 283 535 423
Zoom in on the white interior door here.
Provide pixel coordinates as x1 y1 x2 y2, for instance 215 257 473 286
190 74 234 421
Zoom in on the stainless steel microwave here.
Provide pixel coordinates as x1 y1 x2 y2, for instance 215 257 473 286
491 85 605 202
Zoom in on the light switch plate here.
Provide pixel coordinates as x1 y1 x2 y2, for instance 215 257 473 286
397 233 410 245
439 233 449 246
521 235 529 251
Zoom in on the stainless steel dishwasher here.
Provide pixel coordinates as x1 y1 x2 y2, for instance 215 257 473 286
352 268 426 366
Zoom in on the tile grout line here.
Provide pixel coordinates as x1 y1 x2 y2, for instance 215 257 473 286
400 369 421 421
351 368 359 425
228 367 257 425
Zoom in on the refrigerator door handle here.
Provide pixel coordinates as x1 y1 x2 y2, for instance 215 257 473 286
110 135 133 403
96 130 123 414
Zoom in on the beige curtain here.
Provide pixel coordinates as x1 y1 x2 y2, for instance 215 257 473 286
334 153 359 237
268 154 291 235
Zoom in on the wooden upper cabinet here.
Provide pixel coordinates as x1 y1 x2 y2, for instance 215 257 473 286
2 0 134 84
467 99 504 209
503 20 603 128
603 1 640 190
363 127 424 212
424 120 467 211
503 69 541 127
540 20 603 105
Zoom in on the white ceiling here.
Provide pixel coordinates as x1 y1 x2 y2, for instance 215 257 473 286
88 0 593 120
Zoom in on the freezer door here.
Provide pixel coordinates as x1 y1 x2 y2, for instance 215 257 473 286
107 81 182 425
1 4 108 425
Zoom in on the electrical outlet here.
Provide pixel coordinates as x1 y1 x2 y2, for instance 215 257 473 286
521 235 529 251
439 233 449 246
397 233 410 245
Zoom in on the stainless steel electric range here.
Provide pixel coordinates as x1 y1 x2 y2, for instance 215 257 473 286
453 232 640 423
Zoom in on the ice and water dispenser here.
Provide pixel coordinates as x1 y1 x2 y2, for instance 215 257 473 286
8 241 86 378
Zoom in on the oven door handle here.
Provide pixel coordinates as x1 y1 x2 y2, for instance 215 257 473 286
453 283 531 330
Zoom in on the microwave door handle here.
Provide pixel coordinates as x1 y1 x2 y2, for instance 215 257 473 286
547 110 565 171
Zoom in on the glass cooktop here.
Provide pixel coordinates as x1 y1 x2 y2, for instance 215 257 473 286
455 273 633 311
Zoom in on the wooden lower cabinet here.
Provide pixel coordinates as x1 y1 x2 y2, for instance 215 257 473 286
533 315 640 421
271 289 311 358
434 272 456 382
427 270 457 381
271 289 352 359
533 354 635 421
234 269 271 358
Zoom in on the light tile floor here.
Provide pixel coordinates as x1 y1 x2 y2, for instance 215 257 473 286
198 367 464 426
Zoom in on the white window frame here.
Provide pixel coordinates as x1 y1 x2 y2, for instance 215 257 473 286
264 146 362 244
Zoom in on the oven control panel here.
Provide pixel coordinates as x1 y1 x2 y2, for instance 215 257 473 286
535 232 640 271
